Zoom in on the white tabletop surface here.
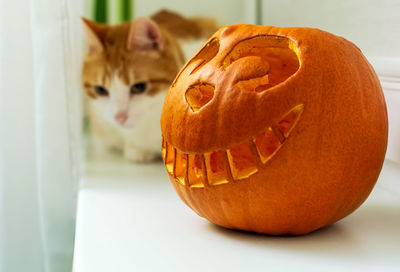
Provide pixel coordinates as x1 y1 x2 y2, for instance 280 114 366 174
73 151 400 272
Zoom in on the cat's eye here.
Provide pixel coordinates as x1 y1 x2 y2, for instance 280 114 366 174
94 85 109 96
131 82 148 94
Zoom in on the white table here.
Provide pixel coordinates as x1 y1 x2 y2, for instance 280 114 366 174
73 151 400 272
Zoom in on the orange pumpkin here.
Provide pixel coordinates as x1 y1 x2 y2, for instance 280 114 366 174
160 25 388 235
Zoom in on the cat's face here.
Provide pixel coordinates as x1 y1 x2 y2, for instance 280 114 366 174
82 18 185 127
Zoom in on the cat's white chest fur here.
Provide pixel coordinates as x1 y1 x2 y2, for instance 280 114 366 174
89 75 166 162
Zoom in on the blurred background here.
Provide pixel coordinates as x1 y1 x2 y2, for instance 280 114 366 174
81 0 400 161
0 0 399 271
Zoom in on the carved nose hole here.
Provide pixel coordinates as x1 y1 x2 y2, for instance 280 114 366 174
185 83 215 112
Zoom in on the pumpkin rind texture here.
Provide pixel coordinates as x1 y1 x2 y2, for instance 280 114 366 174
160 25 388 235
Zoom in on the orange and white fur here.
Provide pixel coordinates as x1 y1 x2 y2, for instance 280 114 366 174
82 10 217 162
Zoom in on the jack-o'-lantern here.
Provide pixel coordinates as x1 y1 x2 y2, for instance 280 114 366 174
160 25 388 235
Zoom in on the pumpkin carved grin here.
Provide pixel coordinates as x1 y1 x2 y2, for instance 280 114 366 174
162 104 304 188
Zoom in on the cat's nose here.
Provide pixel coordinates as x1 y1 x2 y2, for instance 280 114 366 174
114 112 128 125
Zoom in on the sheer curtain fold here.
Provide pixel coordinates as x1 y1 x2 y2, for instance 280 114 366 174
0 0 81 271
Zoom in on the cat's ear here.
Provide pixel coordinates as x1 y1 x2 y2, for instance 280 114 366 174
127 17 164 51
82 17 106 55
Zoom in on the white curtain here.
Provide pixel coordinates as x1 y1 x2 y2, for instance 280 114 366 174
0 0 82 271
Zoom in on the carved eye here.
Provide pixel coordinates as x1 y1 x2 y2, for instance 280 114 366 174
172 38 220 87
223 35 300 93
189 38 220 75
94 85 109 96
131 82 148 94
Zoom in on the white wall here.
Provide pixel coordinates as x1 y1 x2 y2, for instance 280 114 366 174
260 0 400 59
84 0 249 25
135 0 248 25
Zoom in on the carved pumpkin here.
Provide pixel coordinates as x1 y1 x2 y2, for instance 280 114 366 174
160 25 388 235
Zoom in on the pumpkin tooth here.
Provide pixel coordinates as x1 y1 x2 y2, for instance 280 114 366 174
165 143 175 175
204 150 229 186
253 127 282 164
227 143 258 180
276 104 304 138
187 154 206 188
174 150 188 186
161 138 167 162
271 125 285 143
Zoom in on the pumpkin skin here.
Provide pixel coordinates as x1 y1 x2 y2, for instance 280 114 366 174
160 25 388 235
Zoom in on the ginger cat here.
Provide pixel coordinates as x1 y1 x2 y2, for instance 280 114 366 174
82 10 217 162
